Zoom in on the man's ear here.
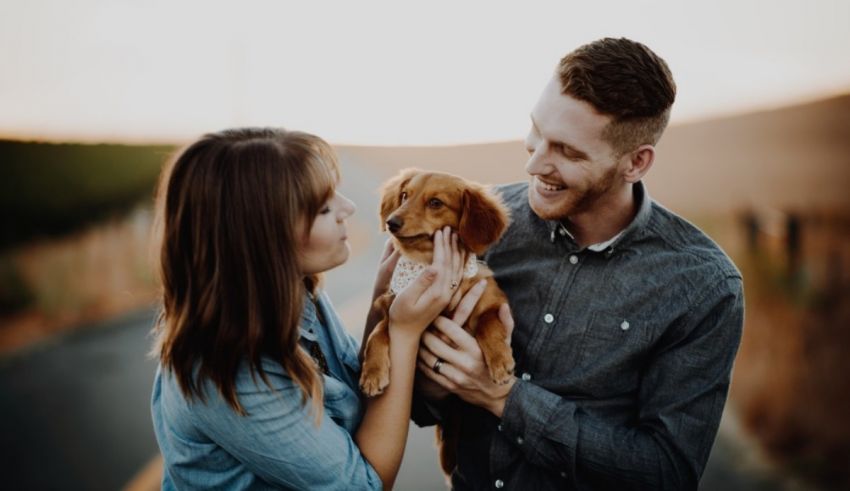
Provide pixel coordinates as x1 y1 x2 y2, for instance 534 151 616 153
378 168 418 230
458 185 510 255
622 145 655 183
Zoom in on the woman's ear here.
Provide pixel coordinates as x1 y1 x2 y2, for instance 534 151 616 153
378 168 417 230
458 185 510 255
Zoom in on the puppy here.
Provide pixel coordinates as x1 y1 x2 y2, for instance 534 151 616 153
359 168 515 476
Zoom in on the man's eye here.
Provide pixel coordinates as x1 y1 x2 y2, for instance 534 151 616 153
428 198 443 209
400 191 408 202
320 206 331 214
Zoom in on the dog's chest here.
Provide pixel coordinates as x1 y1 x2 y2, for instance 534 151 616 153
389 255 479 295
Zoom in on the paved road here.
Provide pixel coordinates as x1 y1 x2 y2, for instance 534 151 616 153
0 154 797 490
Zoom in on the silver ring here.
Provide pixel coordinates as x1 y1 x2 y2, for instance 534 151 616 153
433 358 444 374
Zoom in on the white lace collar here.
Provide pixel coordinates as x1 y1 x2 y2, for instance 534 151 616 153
389 254 479 295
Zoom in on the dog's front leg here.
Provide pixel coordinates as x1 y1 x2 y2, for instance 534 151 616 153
474 307 516 385
359 294 394 396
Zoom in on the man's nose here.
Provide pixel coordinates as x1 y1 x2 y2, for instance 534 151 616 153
386 216 403 234
525 147 543 175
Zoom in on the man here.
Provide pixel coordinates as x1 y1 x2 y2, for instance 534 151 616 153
414 37 744 490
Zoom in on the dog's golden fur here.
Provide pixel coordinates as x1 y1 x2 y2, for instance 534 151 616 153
359 168 515 476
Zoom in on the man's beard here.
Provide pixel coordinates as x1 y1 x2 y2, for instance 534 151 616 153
528 165 619 221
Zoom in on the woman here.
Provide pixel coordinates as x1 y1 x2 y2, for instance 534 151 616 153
150 127 473 490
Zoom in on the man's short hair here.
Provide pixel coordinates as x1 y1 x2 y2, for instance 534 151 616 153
557 37 676 157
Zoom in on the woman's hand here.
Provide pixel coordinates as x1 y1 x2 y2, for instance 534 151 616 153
388 227 464 340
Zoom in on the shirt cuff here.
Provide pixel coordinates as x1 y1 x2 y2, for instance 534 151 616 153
498 379 579 471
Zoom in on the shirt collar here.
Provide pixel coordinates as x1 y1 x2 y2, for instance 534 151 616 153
545 181 652 256
299 292 321 342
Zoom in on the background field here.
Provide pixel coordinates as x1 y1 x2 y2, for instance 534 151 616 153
1 94 849 489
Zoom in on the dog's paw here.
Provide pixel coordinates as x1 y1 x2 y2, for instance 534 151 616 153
359 365 390 397
488 356 516 386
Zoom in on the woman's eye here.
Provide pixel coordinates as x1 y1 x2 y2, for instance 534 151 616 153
320 206 331 214
400 191 408 202
428 198 443 209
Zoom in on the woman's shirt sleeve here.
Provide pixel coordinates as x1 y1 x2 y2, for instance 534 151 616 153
191 361 382 491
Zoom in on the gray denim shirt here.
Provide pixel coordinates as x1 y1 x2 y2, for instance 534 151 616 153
414 181 744 490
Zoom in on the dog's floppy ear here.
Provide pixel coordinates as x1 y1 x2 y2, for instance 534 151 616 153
458 185 510 255
378 168 419 230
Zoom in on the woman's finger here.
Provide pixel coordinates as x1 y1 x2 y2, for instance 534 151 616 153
452 279 487 326
431 229 445 273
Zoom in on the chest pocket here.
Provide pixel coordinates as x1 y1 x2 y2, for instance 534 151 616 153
322 373 364 433
576 311 652 395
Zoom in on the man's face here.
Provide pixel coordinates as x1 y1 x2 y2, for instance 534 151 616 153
524 76 625 221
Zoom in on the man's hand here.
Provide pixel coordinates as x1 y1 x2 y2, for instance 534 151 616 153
417 283 516 417
372 239 401 301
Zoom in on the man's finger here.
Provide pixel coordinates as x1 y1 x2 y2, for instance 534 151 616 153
380 238 396 262
417 359 459 390
499 302 515 343
382 248 401 271
452 279 487 325
432 316 480 354
420 330 469 367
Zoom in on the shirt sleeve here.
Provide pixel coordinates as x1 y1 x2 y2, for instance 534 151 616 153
498 275 744 490
192 365 383 491
410 388 448 427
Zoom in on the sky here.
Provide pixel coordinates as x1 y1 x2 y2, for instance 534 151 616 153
1 0 849 145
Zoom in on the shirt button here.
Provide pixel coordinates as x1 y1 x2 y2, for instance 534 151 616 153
497 424 503 432
543 313 554 324
620 320 630 331
569 255 578 264
560 471 567 478
521 372 532 381
495 479 504 488
516 436 524 445
559 227 567 236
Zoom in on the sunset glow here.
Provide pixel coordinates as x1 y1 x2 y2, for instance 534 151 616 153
1 0 848 145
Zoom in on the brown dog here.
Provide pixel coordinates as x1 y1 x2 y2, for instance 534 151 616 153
359 168 515 476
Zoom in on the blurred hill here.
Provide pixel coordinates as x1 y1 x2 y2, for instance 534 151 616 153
0 140 175 251
337 93 850 216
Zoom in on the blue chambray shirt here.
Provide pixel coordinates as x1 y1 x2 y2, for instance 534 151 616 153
413 181 744 491
151 291 382 490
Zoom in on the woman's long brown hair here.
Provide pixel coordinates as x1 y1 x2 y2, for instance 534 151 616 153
153 127 339 418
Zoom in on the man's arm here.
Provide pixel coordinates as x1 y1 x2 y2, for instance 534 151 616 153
421 275 744 490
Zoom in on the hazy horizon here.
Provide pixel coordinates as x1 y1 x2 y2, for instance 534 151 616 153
2 0 849 145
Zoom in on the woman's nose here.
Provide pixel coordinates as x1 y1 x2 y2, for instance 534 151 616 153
340 194 356 218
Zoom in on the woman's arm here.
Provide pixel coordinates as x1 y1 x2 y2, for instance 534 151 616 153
354 227 462 489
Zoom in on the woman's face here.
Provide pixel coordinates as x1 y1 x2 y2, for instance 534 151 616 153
298 191 356 275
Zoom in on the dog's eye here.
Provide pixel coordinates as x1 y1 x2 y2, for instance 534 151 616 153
400 191 408 202
428 198 443 209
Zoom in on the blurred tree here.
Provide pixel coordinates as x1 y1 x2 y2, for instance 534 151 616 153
0 140 175 250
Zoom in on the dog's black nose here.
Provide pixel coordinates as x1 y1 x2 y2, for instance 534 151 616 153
386 216 403 234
